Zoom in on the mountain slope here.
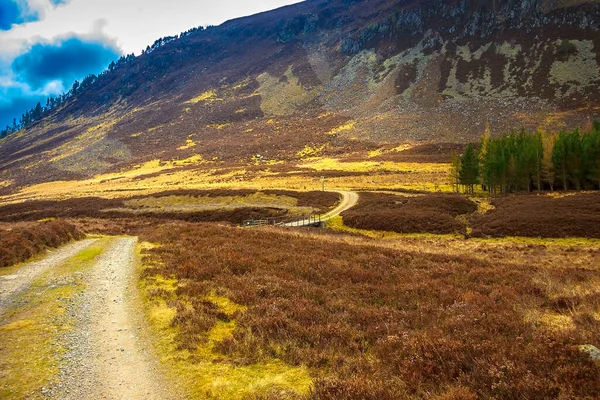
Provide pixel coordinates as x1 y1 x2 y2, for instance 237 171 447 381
0 0 599 189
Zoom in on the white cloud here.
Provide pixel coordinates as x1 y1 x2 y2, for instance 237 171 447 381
2 0 305 55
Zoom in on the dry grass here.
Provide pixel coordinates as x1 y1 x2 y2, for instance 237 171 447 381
0 220 85 268
136 222 600 399
471 192 600 238
341 192 476 235
0 190 340 226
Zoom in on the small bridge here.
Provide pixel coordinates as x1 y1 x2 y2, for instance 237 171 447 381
242 214 324 228
241 191 358 229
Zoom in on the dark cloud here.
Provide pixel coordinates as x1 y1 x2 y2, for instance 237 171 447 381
0 90 46 129
0 35 121 128
11 36 121 90
0 0 71 30
0 1 34 30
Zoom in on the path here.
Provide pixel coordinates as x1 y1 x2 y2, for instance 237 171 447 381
284 190 359 227
56 237 175 400
0 239 98 315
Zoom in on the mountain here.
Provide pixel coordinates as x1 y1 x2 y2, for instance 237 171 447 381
0 0 599 189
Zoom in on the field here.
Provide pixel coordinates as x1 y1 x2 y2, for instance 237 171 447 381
0 190 340 225
340 192 477 235
1 144 600 399
135 222 600 399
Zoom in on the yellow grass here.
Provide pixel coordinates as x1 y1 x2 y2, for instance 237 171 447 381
186 90 221 104
207 123 230 130
114 192 313 215
299 157 448 173
0 241 107 399
178 139 197 150
297 144 326 159
325 121 355 136
139 251 313 399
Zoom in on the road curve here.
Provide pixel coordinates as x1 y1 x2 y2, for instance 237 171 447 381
322 190 359 220
284 190 359 227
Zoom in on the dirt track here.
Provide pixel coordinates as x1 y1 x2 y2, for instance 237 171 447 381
323 190 359 219
55 237 175 400
0 239 98 315
284 190 359 227
1 237 176 399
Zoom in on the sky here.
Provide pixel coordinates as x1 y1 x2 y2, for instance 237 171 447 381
0 0 304 129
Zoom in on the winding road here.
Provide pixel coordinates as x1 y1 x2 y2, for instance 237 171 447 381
284 190 359 227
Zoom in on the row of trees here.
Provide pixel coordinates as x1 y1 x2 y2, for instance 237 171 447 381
450 121 600 194
0 73 99 139
1 24 212 141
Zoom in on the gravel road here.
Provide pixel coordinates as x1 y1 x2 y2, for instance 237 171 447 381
51 237 176 400
0 239 98 315
284 190 359 227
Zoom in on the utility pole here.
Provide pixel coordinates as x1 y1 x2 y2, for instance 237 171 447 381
321 176 325 192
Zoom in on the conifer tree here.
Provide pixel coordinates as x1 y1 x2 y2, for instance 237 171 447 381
449 151 461 193
459 144 479 194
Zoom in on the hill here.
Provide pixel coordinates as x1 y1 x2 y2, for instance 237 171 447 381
0 0 599 191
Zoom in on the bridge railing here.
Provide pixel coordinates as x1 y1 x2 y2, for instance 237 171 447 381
242 214 323 228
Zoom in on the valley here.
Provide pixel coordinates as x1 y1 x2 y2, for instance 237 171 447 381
1 0 600 398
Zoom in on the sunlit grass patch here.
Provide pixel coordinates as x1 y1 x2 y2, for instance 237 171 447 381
139 253 312 399
325 121 355 136
0 240 108 399
117 192 312 215
207 123 230 130
297 144 326 159
524 310 576 332
186 90 221 104
178 139 197 151
299 157 449 174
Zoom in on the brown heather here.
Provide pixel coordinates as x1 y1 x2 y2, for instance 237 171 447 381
0 220 85 268
471 192 600 238
139 222 600 399
0 190 339 225
341 192 477 235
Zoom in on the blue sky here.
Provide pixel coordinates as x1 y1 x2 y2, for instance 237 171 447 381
0 0 303 129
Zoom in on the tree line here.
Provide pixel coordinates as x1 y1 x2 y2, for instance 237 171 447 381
450 121 600 194
1 25 211 141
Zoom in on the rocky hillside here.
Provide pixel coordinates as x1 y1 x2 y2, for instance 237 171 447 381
0 0 599 188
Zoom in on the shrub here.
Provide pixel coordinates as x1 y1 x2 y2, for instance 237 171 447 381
341 192 476 234
0 220 85 268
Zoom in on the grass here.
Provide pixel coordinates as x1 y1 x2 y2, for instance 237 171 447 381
341 192 477 235
0 240 107 399
133 221 600 399
0 220 85 268
298 158 448 174
471 192 600 238
178 139 197 150
186 90 221 104
325 122 355 136
138 242 313 399
0 190 340 226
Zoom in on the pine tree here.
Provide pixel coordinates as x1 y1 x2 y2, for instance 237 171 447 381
553 131 569 190
583 122 600 189
459 144 479 194
449 151 461 193
541 131 555 191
